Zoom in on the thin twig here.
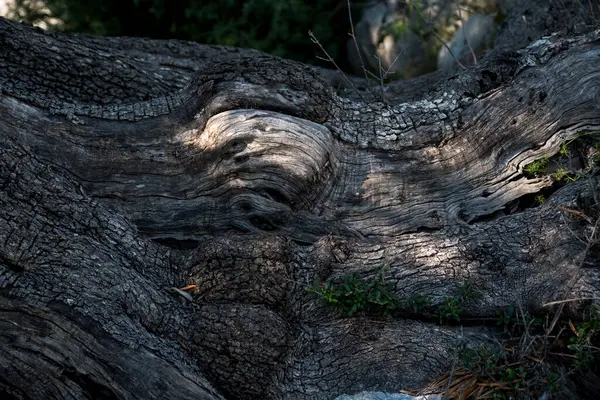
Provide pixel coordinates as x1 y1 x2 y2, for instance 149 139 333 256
444 357 458 398
546 191 600 335
309 30 367 102
382 52 403 80
543 297 600 307
588 173 600 210
376 55 386 101
411 1 466 69
591 0 600 23
559 212 589 245
517 302 536 359
346 0 370 81
373 49 403 101
454 0 477 65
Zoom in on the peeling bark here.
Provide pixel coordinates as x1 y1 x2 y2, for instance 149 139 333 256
1 2 600 398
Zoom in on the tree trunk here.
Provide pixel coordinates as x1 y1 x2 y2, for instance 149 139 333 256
1 1 600 399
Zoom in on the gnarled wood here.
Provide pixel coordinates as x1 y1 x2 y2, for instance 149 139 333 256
1 2 600 398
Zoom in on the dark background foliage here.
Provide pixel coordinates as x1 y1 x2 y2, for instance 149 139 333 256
10 0 364 71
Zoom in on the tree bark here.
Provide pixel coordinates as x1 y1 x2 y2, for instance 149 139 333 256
1 1 600 398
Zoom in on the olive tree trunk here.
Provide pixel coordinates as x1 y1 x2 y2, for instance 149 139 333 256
1 2 600 399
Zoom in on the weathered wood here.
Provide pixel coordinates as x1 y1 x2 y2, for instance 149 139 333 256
1 2 600 398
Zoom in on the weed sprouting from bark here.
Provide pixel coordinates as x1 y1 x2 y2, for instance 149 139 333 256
306 264 398 317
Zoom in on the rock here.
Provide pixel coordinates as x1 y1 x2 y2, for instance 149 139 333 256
437 13 498 72
348 1 502 79
334 391 442 400
347 1 433 79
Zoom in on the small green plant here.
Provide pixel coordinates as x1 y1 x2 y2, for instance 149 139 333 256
522 131 600 188
404 281 481 323
535 194 546 205
498 304 517 332
407 293 432 313
458 345 502 371
426 302 600 398
550 167 579 183
307 265 398 317
457 279 481 301
436 280 481 323
497 304 541 333
438 296 461 322
567 307 600 369
560 130 600 155
546 372 562 393
552 167 569 181
454 345 531 398
500 365 527 389
451 344 553 399
523 157 549 177
556 130 600 177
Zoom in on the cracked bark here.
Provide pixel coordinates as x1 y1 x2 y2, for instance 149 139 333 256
1 2 600 399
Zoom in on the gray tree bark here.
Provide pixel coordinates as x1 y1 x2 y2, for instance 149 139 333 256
1 1 600 399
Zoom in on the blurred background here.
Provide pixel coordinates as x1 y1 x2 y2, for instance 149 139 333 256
0 0 361 72
2 1 596 80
